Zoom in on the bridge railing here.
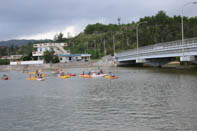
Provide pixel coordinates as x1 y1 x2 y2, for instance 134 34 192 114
116 37 197 58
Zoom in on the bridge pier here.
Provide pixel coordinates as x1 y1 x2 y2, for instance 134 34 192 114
118 61 143 66
180 56 196 62
136 58 147 63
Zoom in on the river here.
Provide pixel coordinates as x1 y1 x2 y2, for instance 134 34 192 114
0 67 197 131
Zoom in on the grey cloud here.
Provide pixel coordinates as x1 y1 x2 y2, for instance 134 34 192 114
0 0 196 40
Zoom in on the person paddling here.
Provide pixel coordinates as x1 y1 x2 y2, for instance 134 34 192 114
2 75 8 80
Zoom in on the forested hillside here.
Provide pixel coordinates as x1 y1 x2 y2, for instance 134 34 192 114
65 11 197 59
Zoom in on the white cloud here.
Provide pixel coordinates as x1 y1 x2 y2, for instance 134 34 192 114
18 25 81 40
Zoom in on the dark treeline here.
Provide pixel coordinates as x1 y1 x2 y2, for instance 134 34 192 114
66 11 197 59
0 43 34 58
0 39 52 57
0 43 35 65
0 45 20 57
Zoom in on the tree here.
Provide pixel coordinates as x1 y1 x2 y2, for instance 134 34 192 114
43 50 60 63
0 47 8 56
54 32 65 42
0 59 9 65
20 52 32 61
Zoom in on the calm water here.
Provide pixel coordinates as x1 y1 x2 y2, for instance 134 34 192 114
0 67 197 131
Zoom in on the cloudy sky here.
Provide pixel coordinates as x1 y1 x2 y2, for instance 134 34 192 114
0 0 196 41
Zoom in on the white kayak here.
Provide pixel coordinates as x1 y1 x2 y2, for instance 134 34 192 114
36 78 45 81
91 73 107 78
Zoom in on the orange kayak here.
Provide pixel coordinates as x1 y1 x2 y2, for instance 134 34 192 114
79 74 92 78
104 75 118 79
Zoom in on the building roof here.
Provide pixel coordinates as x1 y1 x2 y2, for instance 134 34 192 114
58 54 91 57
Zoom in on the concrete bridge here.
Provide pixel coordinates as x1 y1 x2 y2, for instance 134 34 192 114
115 37 197 66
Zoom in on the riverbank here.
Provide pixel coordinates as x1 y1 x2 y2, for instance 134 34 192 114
0 61 94 71
1 56 197 71
0 56 117 71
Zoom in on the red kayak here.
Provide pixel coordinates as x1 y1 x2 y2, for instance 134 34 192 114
2 77 8 80
67 73 76 77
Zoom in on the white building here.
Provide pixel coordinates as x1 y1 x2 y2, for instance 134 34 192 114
32 42 91 63
32 42 70 60
58 54 91 63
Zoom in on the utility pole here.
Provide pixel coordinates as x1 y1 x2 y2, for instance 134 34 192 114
98 48 100 58
117 17 121 25
72 42 74 49
181 2 197 58
113 34 115 56
136 21 147 61
103 38 106 55
7 47 9 56
94 40 96 52
86 41 88 53
125 26 129 46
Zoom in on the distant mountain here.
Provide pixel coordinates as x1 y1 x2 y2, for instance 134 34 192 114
0 39 51 47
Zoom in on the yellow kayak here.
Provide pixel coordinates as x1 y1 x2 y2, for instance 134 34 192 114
26 77 45 81
26 77 37 80
59 75 70 79
24 72 36 75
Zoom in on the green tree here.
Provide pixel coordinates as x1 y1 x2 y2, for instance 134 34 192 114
20 52 32 61
43 50 60 63
54 32 65 42
0 59 10 65
0 47 8 56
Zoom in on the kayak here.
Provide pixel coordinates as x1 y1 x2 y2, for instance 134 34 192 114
25 72 36 74
36 78 45 81
91 73 107 78
41 74 46 77
2 77 8 80
104 75 118 79
26 77 37 80
67 73 76 77
79 74 84 77
83 75 92 78
79 74 92 78
59 75 70 79
26 77 45 81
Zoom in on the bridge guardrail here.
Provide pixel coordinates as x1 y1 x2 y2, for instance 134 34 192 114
116 37 197 61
